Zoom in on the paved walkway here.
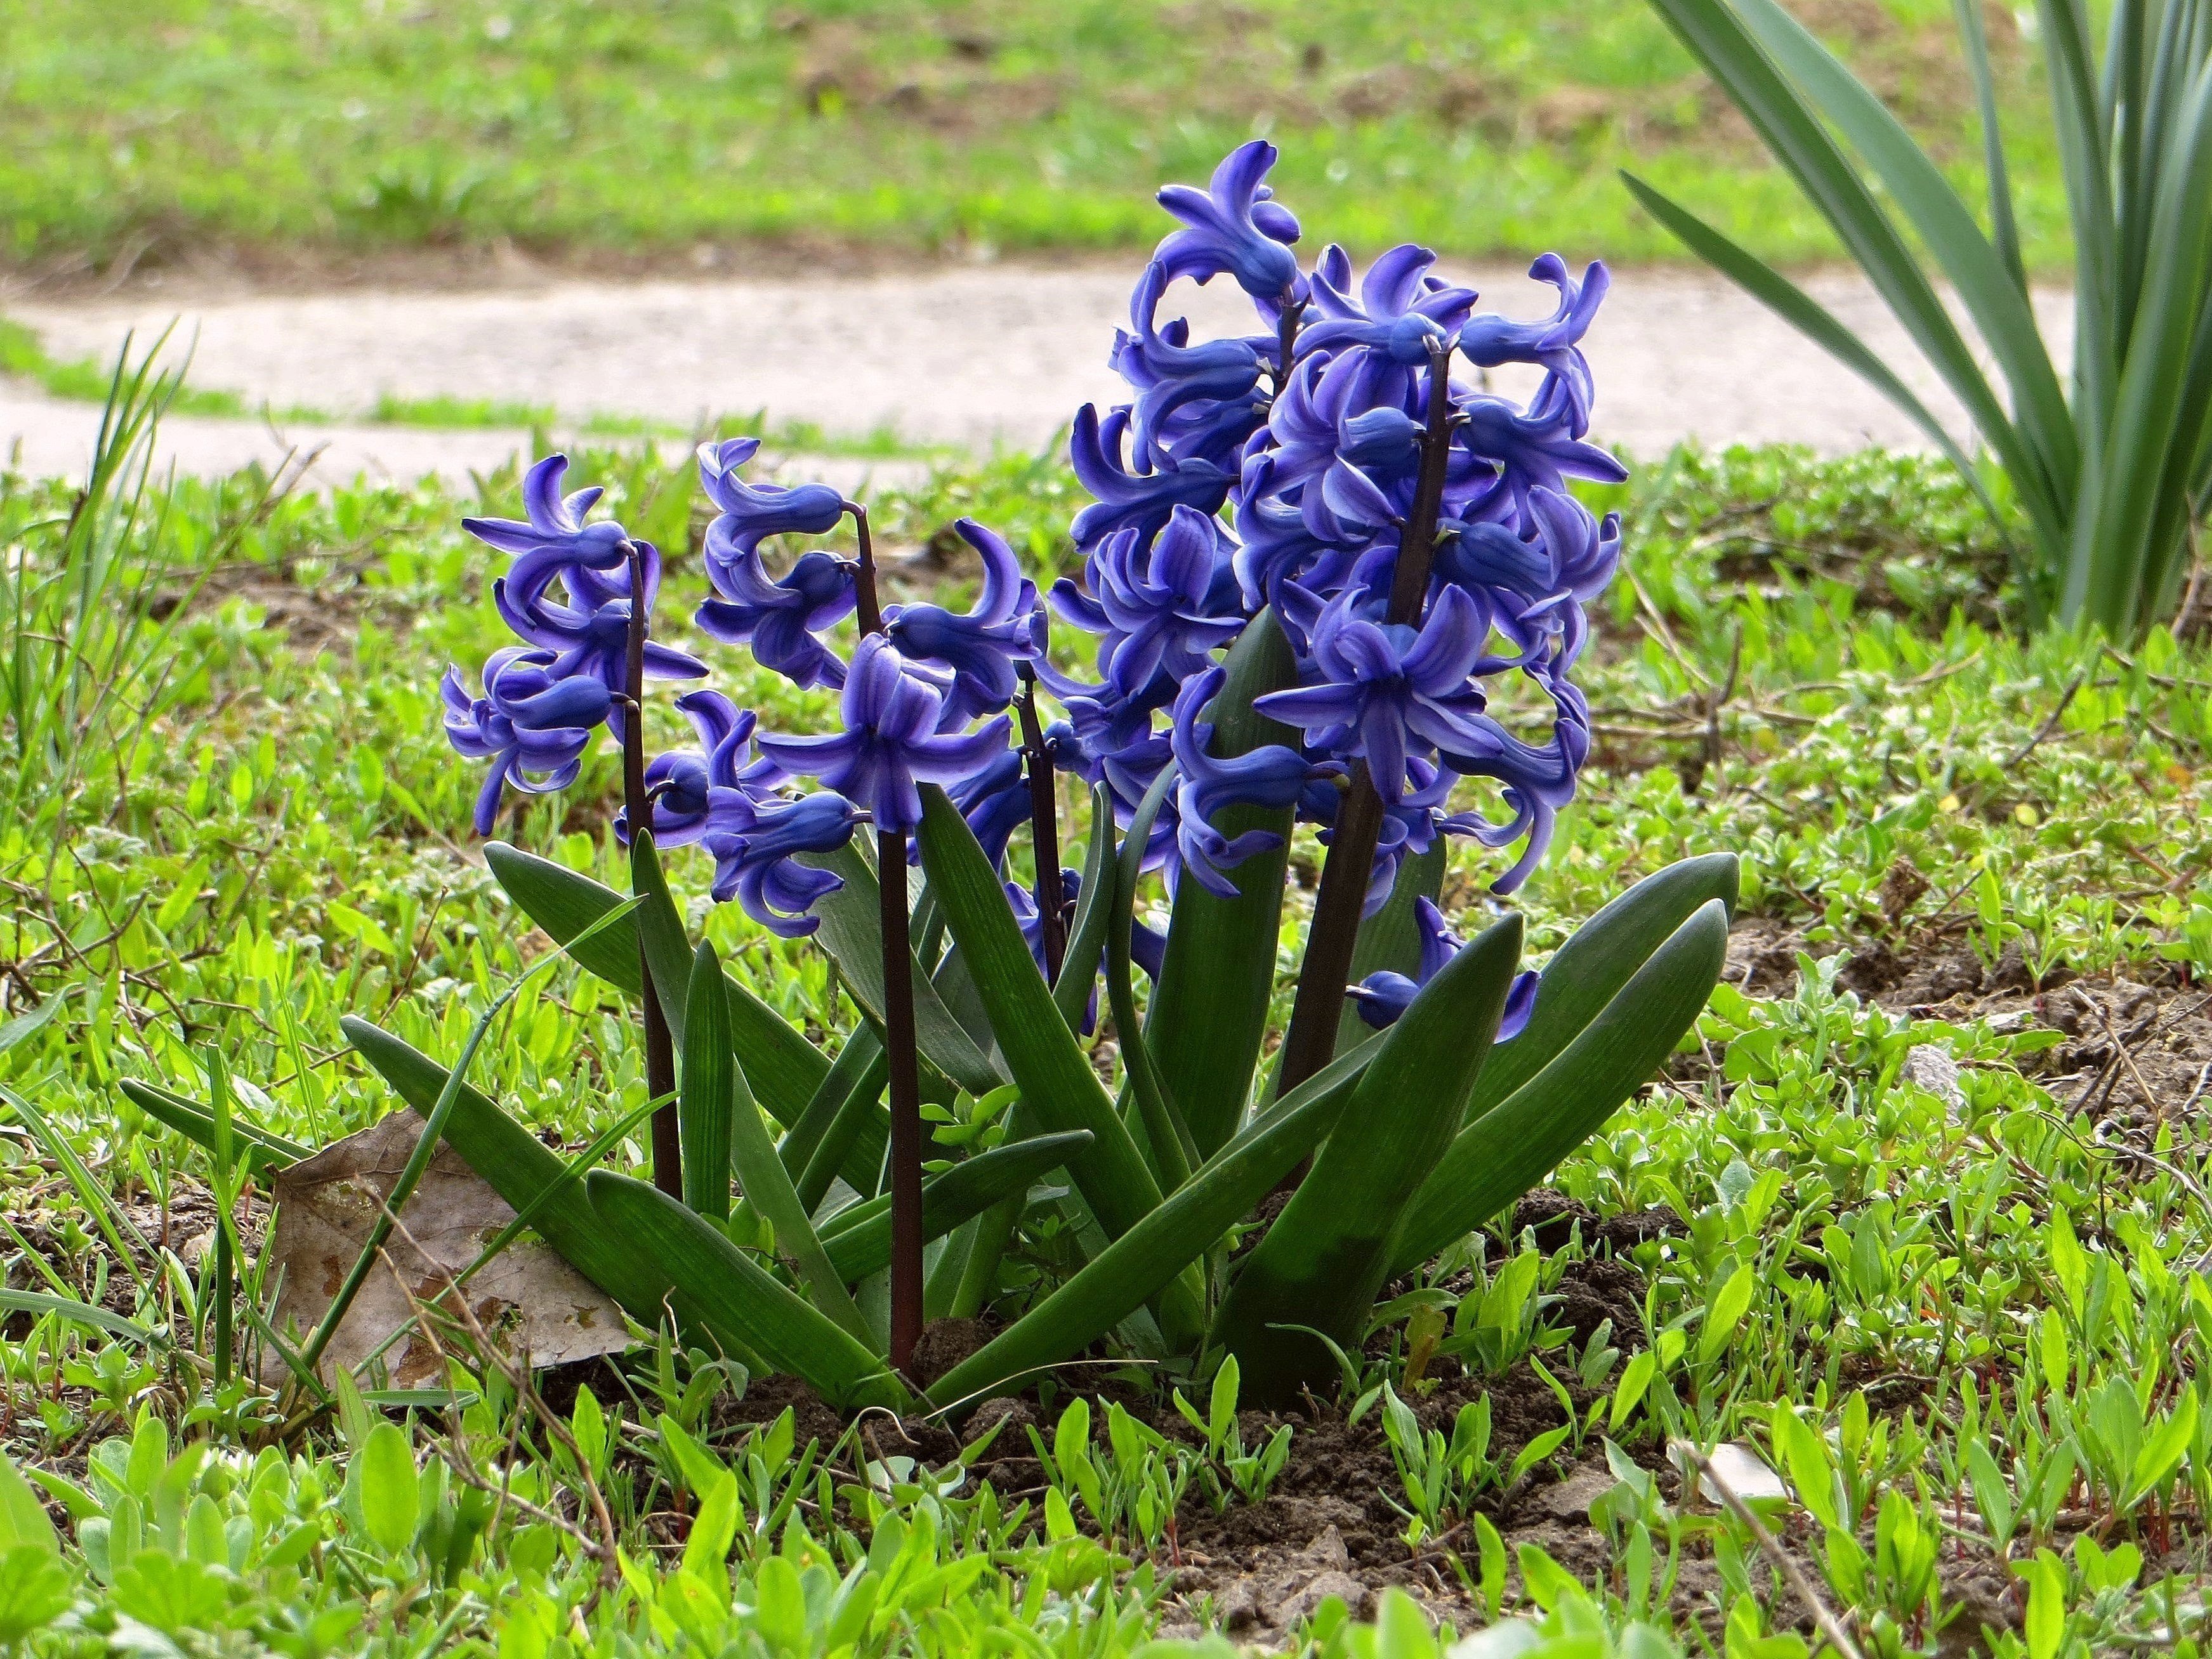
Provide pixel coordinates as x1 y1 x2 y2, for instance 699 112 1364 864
2 259 2074 485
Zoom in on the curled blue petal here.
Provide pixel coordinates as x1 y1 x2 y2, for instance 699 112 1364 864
1154 140 1306 305
884 518 1044 721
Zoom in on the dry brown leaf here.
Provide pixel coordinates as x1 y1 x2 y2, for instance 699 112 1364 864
262 1109 628 1385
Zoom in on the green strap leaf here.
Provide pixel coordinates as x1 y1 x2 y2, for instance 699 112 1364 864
482 843 827 1125
584 1170 905 1411
691 940 875 1346
1053 785 1117 1035
818 1130 1095 1282
1390 900 1731 1275
924 1034 1381 1410
631 830 699 1050
782 1025 889 1208
1145 610 1301 1158
801 843 1003 1097
1108 765 1196 1190
1209 915 1525 1402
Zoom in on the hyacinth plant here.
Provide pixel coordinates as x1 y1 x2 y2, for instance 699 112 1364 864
131 144 1733 1412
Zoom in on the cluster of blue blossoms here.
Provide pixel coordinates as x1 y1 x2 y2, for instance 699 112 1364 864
440 141 1622 1029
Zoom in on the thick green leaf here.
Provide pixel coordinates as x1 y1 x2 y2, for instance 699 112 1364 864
782 1026 889 1208
688 941 875 1345
0 1289 156 1346
1331 839 1445 1061
1950 0 2028 295
680 940 734 1221
801 843 1002 1096
630 832 699 1051
584 1170 905 1410
924 1034 1381 1410
1390 899 1731 1273
1465 852 1737 1125
119 1079 309 1174
1053 785 1117 1035
341 1015 672 1320
914 784 1167 1245
482 843 827 1125
1210 915 1524 1402
818 1130 1094 1282
1146 611 1301 1157
1108 766 1195 1190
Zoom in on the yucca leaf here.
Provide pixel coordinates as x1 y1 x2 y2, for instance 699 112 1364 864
583 1171 905 1410
1950 0 2027 294
482 843 827 1124
341 1015 672 1320
817 1130 1094 1282
1145 610 1301 1158
1465 852 1737 1125
1619 176 2001 530
2036 0 2121 444
1726 0 2075 509
1641 0 2062 551
801 843 1003 1096
1389 898 1731 1274
1211 915 1524 1401
119 1079 310 1174
913 783 1168 1244
923 1035 1380 1410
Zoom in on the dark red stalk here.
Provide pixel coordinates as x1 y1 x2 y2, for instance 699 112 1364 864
1275 338 1458 1098
622 542 683 1197
1016 664 1066 985
847 506 926 1376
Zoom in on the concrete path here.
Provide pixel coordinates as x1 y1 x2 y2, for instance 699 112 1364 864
3 258 2075 484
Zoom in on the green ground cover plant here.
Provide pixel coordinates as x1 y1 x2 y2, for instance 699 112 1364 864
11 398 2212 1649
0 0 2070 273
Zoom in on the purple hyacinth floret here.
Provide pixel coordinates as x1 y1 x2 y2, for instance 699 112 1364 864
617 688 778 848
695 438 856 690
1050 504 1246 708
883 519 1045 722
1255 584 1496 803
758 635 1012 837
1112 261 1272 470
1153 139 1305 306
440 646 613 836
1300 243 1477 370
699 790 864 938
461 454 634 565
1069 405 1237 552
1346 896 1539 1037
1435 675 1591 895
1169 666 1337 898
1457 256 1609 437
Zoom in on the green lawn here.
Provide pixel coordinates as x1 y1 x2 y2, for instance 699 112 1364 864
0 0 2071 272
10 430 2212 1651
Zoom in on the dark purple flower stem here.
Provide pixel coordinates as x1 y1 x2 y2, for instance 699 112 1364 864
1275 336 1456 1098
622 542 683 1198
1015 664 1067 985
846 504 926 1378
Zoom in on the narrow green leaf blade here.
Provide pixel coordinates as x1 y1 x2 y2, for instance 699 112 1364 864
631 830 697 1051
119 1079 310 1173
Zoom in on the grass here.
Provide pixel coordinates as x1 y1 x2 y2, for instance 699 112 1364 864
9 433 2212 1651
0 0 2074 273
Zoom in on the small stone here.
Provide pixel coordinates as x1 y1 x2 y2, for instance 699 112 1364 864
1902 1044 1966 1112
1272 1570 1371 1627
1534 1461 1621 1525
